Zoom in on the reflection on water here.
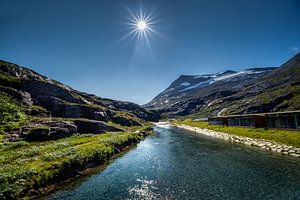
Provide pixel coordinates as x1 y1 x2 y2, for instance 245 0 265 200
49 126 300 200
127 178 161 200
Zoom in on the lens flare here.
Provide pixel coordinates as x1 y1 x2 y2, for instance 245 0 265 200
137 20 147 31
122 4 157 42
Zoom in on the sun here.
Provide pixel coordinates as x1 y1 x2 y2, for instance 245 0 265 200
122 5 156 42
137 20 148 31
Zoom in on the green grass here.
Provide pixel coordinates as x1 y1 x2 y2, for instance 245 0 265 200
0 74 22 88
189 84 300 118
0 92 27 134
176 119 300 147
0 132 142 199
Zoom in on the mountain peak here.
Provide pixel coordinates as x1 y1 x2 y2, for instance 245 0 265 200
144 66 278 113
144 54 300 117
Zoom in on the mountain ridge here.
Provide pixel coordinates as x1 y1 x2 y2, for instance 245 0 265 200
144 53 300 117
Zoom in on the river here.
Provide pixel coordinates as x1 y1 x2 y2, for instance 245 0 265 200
49 124 300 200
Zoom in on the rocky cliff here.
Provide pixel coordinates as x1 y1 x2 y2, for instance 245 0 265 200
0 60 160 141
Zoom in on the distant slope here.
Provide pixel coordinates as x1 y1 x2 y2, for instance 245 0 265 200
144 53 300 117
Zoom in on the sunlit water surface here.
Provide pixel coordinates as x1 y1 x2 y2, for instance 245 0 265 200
49 126 300 200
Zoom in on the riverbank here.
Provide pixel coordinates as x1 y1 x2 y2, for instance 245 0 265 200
0 130 151 199
171 120 300 158
50 121 300 200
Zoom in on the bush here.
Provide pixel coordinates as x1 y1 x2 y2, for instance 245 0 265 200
0 92 26 133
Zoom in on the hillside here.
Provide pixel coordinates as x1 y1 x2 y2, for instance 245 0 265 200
144 53 300 117
0 60 160 142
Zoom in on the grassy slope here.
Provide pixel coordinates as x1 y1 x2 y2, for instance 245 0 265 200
0 92 26 134
0 132 143 199
191 83 300 118
176 119 300 148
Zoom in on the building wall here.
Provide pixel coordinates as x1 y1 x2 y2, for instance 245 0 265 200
227 117 259 127
208 112 300 130
208 119 224 125
266 114 299 129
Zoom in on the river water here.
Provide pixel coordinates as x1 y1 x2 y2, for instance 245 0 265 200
49 125 300 200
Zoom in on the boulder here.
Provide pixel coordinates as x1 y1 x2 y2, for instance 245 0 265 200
112 116 142 126
74 119 123 134
25 126 50 141
23 121 77 141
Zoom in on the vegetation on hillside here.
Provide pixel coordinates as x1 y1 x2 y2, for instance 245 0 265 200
0 74 22 88
224 85 300 115
176 119 300 148
189 84 300 118
0 92 26 134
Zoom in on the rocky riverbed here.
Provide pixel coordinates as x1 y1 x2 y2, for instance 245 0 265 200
173 124 300 158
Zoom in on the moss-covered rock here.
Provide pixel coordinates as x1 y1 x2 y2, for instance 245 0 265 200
26 126 50 141
74 119 123 134
23 121 77 141
112 115 142 126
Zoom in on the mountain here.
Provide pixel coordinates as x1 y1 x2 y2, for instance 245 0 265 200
144 53 300 117
0 60 160 141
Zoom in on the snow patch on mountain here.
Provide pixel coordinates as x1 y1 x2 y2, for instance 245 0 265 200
180 80 212 91
214 69 266 82
180 82 191 86
193 75 211 79
179 69 271 92
164 88 175 93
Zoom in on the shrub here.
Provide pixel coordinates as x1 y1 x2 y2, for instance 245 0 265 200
0 92 26 133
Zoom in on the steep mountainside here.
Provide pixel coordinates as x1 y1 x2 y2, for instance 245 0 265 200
0 60 159 141
144 53 300 117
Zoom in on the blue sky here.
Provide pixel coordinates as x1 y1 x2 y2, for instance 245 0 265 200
1 0 300 104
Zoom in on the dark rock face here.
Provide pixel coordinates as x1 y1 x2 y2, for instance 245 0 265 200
73 119 123 134
35 96 112 121
112 116 142 127
21 80 84 104
22 118 123 141
26 127 50 141
23 121 77 141
0 86 33 106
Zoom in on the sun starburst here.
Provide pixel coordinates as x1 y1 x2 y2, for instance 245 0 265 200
137 20 147 31
123 5 156 42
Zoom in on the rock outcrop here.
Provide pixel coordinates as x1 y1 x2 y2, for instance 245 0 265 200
22 121 77 141
73 119 123 133
0 59 160 141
